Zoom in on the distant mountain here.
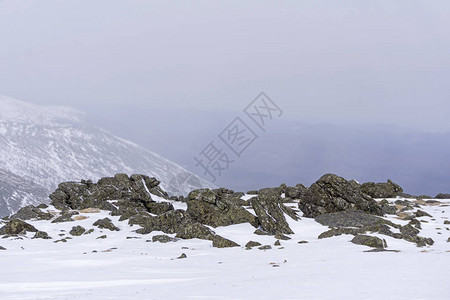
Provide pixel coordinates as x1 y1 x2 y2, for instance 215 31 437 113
0 95 214 216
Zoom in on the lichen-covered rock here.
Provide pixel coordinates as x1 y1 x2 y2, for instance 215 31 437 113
379 199 397 215
11 205 53 221
258 245 271 250
0 219 38 235
186 189 258 228
360 180 403 198
152 235 178 243
212 235 240 248
250 188 296 235
49 173 169 211
245 241 262 248
298 174 383 218
93 218 120 231
177 253 187 259
70 225 86 236
33 231 51 239
351 235 387 249
131 210 193 235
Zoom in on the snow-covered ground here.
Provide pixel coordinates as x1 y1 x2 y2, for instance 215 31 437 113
0 198 449 300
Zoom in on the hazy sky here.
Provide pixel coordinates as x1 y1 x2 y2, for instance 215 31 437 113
1 0 449 131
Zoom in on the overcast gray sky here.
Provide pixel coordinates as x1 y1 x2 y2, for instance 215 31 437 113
1 0 449 131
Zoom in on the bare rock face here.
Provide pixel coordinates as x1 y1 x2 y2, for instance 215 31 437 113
298 174 383 218
360 179 403 198
250 188 297 235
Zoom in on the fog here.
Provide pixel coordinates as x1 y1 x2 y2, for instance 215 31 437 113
1 1 449 195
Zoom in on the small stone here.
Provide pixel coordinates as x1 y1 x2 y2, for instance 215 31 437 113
351 235 387 249
33 231 51 239
444 220 450 225
245 241 262 248
258 245 272 250
152 235 177 243
0 246 6 250
69 226 86 236
177 253 187 259
254 229 270 235
274 240 281 246
97 235 107 239
54 239 67 243
93 218 120 231
274 233 291 240
415 210 432 218
298 240 308 244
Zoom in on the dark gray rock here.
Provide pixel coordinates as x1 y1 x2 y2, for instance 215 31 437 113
212 236 240 248
97 235 107 239
298 174 383 218
258 245 272 250
0 246 5 250
177 253 187 259
360 180 403 198
351 235 387 249
285 184 307 199
0 219 38 235
93 218 120 231
315 210 395 228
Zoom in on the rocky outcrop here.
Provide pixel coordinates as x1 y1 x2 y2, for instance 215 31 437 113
360 179 403 198
49 173 168 211
186 189 258 228
298 174 383 218
250 188 297 235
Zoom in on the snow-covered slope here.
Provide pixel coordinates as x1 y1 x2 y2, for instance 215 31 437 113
0 196 448 299
0 94 214 216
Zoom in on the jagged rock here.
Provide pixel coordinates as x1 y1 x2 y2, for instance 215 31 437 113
152 235 178 243
285 184 307 199
93 218 120 231
11 205 53 221
212 236 240 248
0 219 38 235
250 188 296 235
399 224 434 247
51 211 79 223
298 174 383 218
177 253 187 259
274 240 281 246
351 235 387 249
97 235 107 239
435 193 450 199
400 224 420 236
186 189 258 228
360 180 403 198
254 229 270 235
245 241 262 248
409 218 422 229
415 210 432 218
49 173 169 211
274 233 291 240
70 226 86 236
33 231 51 239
